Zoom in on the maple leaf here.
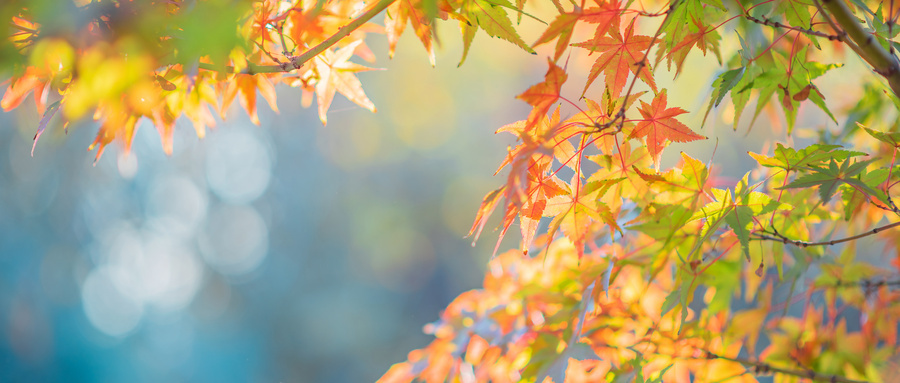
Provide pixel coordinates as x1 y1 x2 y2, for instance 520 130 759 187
629 90 705 162
310 40 379 125
455 0 537 66
582 1 623 40
520 161 569 252
385 0 437 66
1 67 48 112
516 59 567 131
469 186 507 243
533 10 581 62
692 174 791 260
657 16 722 76
572 19 656 97
747 143 864 172
858 122 900 149
221 73 279 126
87 107 140 163
779 158 879 203
544 176 622 259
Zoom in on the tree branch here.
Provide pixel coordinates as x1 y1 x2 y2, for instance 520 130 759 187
819 0 900 99
750 221 900 247
704 351 870 383
744 15 842 40
198 0 396 75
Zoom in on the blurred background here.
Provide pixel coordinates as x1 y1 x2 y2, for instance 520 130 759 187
0 21 544 382
0 4 867 382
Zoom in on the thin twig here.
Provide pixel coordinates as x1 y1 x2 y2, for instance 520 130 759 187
817 278 900 289
744 14 842 40
704 351 870 383
750 221 900 247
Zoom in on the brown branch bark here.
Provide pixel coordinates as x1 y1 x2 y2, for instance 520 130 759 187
819 0 900 99
751 221 900 247
704 351 871 383
197 0 396 75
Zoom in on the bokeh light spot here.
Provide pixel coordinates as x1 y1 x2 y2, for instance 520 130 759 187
205 127 272 204
82 266 144 337
199 204 269 277
145 175 208 239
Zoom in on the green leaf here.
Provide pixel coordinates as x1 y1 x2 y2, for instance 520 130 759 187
858 122 900 148
713 67 745 107
695 174 791 259
660 286 686 317
774 0 813 29
628 204 693 245
779 158 878 202
706 259 740 314
458 21 478 66
459 0 537 57
748 143 864 172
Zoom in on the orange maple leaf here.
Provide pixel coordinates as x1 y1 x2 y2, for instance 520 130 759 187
222 73 279 126
516 59 567 131
533 10 581 62
628 89 705 162
533 0 623 62
582 0 624 42
1 67 48 112
385 0 436 66
312 40 379 125
573 19 656 97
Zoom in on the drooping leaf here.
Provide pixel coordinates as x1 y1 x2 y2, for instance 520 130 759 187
32 100 61 157
858 122 900 149
456 0 537 61
385 0 437 66
516 59 568 131
532 10 581 61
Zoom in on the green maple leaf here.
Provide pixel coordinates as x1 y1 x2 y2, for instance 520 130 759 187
779 158 879 202
691 173 791 260
774 0 813 29
657 4 724 76
858 122 900 149
840 166 891 220
748 143 866 172
730 46 841 132
456 0 536 65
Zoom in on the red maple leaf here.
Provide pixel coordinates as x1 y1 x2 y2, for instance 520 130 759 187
385 0 436 66
532 0 622 62
581 0 623 42
573 19 656 97
629 89 705 161
516 59 567 131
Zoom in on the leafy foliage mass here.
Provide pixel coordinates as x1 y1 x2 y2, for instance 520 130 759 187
4 0 900 382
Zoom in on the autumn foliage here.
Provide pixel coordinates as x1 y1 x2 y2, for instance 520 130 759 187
4 0 900 382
